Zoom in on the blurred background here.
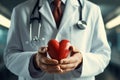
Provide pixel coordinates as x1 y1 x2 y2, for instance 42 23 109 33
0 0 120 80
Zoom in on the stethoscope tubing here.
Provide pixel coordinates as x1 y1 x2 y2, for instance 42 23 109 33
29 0 87 42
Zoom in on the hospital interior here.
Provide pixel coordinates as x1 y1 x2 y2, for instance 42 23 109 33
0 0 120 80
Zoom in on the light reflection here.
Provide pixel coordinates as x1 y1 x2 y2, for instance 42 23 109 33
106 15 120 29
0 14 10 28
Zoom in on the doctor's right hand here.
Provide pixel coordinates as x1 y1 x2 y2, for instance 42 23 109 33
33 47 62 73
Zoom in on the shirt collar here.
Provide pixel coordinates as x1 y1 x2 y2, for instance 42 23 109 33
48 0 66 4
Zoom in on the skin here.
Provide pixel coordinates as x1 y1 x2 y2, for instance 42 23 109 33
34 46 83 74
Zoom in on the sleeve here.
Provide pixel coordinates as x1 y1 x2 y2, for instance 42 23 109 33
29 54 45 78
3 8 45 79
72 6 111 78
80 7 111 77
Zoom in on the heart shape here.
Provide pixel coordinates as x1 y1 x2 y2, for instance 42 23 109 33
48 39 71 60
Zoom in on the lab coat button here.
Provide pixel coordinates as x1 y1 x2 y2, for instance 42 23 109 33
41 37 45 41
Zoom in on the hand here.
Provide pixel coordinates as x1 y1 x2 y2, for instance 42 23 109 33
34 47 62 73
59 46 83 74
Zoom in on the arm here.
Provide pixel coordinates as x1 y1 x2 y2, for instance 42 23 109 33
3 8 44 78
81 7 111 77
58 7 111 77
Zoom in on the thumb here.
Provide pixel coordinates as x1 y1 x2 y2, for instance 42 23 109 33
38 47 48 57
69 46 76 52
69 46 80 53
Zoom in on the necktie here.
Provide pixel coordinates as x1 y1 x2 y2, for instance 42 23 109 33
53 0 62 28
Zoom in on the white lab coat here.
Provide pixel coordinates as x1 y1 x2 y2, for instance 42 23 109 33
4 0 111 80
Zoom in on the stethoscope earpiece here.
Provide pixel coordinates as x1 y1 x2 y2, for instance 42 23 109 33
77 21 87 30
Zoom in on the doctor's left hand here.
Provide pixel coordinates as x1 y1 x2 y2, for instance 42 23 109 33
59 46 83 74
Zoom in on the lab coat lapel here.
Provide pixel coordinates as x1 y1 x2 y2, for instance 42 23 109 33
58 0 79 30
39 0 56 28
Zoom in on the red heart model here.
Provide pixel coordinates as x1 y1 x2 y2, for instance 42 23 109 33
48 39 71 60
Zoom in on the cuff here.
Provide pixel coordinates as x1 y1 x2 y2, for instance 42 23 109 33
75 62 83 73
29 54 43 78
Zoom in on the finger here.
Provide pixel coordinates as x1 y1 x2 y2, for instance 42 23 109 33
46 66 62 73
41 57 59 65
69 46 79 51
59 63 78 74
39 63 62 73
60 56 77 64
60 53 82 65
38 47 48 54
60 63 77 70
37 47 48 57
69 46 80 53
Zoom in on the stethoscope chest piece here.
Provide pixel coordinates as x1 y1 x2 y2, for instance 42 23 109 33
76 20 87 30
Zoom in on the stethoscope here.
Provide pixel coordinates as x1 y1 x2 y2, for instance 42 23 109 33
29 0 87 42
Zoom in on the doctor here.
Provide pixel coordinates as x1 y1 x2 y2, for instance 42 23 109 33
4 0 111 80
